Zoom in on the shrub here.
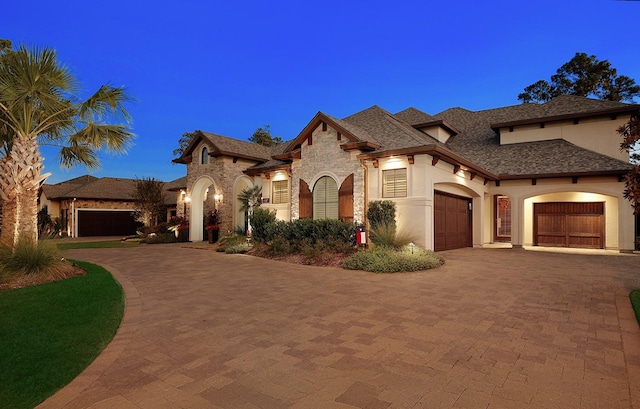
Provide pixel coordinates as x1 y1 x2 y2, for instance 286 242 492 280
216 235 252 253
367 200 396 231
342 246 444 273
268 235 291 256
0 237 68 282
250 208 278 242
369 222 414 249
280 219 355 252
630 290 640 326
140 233 177 244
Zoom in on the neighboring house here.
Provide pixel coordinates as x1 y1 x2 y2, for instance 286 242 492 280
173 96 639 252
40 175 185 237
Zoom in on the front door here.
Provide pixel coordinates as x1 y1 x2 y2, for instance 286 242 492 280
495 195 511 242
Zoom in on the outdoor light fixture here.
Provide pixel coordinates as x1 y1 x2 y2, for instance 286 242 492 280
214 193 222 203
409 242 415 254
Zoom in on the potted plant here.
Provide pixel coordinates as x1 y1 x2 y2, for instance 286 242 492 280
169 216 190 242
205 209 220 243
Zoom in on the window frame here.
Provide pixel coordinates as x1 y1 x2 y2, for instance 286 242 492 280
272 180 289 204
382 168 407 198
313 176 339 219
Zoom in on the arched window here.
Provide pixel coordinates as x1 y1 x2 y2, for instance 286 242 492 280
201 147 209 164
313 176 338 219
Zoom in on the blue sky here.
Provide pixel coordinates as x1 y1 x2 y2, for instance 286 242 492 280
3 0 639 184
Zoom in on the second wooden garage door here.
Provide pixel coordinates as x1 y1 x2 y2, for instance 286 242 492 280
78 210 143 237
434 191 472 251
533 202 604 249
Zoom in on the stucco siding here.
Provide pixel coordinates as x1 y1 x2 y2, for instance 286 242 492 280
499 115 631 163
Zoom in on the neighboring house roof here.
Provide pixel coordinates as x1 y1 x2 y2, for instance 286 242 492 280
41 175 99 199
43 177 139 201
42 175 187 204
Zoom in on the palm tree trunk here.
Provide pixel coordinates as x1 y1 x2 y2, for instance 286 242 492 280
0 137 50 250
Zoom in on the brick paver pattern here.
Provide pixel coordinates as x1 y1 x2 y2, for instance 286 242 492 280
38 246 640 409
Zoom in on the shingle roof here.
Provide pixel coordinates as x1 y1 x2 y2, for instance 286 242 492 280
41 175 99 199
435 96 637 177
394 107 438 126
60 177 139 200
42 175 186 202
341 105 444 152
201 131 272 161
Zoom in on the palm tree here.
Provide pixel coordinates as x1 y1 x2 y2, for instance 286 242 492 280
237 185 262 233
0 44 134 249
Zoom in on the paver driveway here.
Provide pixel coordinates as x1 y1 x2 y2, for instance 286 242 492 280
39 245 640 409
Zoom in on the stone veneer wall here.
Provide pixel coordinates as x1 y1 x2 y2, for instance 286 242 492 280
291 125 365 222
185 142 260 234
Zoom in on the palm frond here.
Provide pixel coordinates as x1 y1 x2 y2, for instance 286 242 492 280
57 144 100 169
69 123 134 153
78 85 133 123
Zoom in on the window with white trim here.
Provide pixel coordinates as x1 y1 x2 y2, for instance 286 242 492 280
272 180 289 204
313 176 338 219
383 168 407 198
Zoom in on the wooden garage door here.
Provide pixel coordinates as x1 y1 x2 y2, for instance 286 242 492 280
533 202 604 249
78 210 142 237
434 191 472 251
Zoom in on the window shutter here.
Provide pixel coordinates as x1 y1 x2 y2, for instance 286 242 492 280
339 174 354 222
299 179 312 219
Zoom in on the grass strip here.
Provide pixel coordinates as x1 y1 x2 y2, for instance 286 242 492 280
0 260 124 409
630 290 640 327
55 240 139 250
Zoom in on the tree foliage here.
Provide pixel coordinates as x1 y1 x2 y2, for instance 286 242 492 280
518 52 640 103
172 130 198 159
237 185 262 213
132 177 166 227
248 124 283 147
618 115 640 215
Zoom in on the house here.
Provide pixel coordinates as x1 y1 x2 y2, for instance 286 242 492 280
173 96 639 252
39 175 186 237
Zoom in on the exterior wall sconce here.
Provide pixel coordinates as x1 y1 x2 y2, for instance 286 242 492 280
214 193 222 203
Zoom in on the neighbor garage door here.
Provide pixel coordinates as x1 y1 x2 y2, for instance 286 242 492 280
77 210 142 237
533 202 604 249
434 191 472 251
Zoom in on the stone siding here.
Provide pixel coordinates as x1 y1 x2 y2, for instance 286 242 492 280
291 125 365 222
185 142 260 234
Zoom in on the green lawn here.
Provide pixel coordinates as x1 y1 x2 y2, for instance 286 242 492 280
55 240 140 250
0 261 125 409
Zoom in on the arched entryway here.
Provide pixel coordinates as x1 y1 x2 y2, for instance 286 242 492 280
233 176 254 233
190 176 219 242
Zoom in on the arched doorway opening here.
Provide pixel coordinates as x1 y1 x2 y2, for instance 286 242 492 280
190 176 218 242
233 177 254 234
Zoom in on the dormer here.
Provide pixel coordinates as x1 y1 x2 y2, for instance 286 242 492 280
414 120 458 144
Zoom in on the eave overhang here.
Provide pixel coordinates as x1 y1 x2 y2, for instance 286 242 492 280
498 169 630 181
357 145 499 181
491 105 640 130
244 163 291 176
